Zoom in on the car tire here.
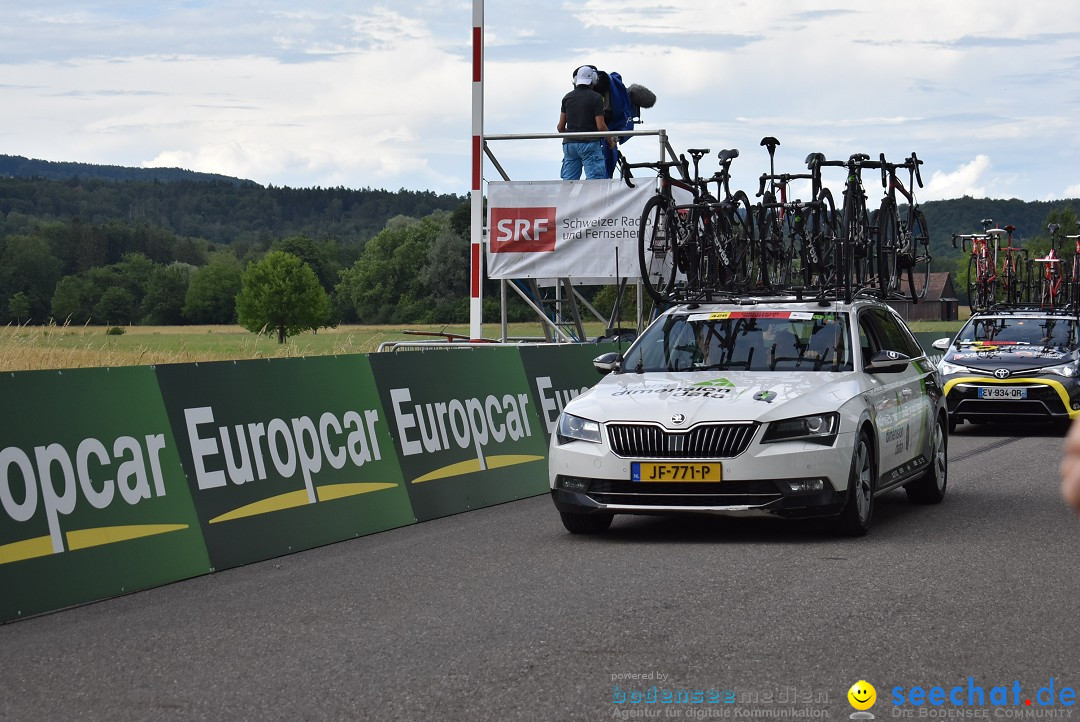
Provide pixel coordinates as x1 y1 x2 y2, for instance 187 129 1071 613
948 416 957 435
832 430 875 537
559 511 614 534
906 413 948 504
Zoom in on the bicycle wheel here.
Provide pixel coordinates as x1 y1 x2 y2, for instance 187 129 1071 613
984 255 997 306
638 195 678 303
1072 257 1080 307
876 199 900 295
756 192 784 288
695 203 720 293
840 194 871 291
716 191 754 291
1016 259 1031 304
967 255 980 309
806 189 839 291
908 209 931 298
1001 259 1015 305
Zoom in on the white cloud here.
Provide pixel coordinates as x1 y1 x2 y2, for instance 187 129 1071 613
4 1 1080 197
922 155 992 200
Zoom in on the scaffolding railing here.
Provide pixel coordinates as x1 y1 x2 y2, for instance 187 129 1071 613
479 128 678 344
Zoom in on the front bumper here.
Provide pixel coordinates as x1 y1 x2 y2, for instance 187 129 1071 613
548 425 854 519
943 376 1080 422
550 478 845 519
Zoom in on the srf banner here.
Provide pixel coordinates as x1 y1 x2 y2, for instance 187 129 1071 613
486 179 653 281
155 356 415 571
369 347 550 521
0 367 210 622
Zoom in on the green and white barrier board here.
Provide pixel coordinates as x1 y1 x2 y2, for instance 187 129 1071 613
0 344 612 622
0 367 211 621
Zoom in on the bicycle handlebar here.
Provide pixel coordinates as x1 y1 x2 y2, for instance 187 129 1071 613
876 152 925 189
756 171 812 197
910 152 924 188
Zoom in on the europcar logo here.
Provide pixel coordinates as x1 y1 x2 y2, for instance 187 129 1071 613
183 405 394 523
389 386 542 483
489 206 558 253
0 431 186 564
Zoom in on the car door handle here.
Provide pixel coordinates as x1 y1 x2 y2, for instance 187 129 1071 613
901 389 913 397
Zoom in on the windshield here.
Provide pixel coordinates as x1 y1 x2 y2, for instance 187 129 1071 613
957 317 1080 350
623 310 853 373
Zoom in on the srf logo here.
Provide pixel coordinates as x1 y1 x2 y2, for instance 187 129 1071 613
490 207 557 253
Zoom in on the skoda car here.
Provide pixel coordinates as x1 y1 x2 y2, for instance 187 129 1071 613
548 297 948 536
933 308 1080 432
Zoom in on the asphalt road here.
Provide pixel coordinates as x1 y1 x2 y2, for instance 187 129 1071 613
2 422 1079 721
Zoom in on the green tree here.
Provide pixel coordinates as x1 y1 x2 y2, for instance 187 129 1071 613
142 263 193 325
183 254 242 324
93 286 136 325
335 214 445 323
0 234 62 323
7 292 30 324
235 251 331 343
51 275 97 325
273 235 338 293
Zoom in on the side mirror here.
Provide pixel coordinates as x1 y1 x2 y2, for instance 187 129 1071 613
593 352 621 375
931 337 952 351
866 350 910 374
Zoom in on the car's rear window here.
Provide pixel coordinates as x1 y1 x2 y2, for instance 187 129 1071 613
958 317 1080 350
623 311 853 372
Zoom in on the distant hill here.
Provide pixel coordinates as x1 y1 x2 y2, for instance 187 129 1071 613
0 162 466 247
2 153 1076 258
0 154 257 186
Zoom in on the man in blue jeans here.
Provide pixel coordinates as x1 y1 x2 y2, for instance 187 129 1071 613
557 65 616 180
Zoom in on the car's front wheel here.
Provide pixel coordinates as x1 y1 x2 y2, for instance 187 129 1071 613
906 413 948 504
559 511 614 534
832 430 875 537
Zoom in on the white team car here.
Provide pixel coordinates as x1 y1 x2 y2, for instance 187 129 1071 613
549 297 948 536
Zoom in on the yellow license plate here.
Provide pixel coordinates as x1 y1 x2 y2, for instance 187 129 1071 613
632 462 722 482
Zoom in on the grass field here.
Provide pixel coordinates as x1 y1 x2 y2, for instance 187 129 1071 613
0 315 967 372
0 322 590 371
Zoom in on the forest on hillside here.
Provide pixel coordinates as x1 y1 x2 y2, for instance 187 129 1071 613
1 157 1078 328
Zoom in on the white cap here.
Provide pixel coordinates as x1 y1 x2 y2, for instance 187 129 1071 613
573 66 597 86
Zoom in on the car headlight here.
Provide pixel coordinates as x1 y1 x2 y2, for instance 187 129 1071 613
937 361 969 377
1047 362 1080 378
762 412 839 446
556 413 603 444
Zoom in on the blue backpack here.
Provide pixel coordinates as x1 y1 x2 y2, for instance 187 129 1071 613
592 69 656 177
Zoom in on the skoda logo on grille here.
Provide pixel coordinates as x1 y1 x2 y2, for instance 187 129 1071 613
993 368 1011 379
671 414 685 425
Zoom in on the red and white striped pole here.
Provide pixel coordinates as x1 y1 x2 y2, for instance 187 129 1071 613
469 0 484 341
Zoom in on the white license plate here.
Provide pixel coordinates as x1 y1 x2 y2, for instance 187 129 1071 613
978 387 1027 399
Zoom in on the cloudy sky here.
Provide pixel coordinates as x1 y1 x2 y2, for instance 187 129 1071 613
3 1 1080 202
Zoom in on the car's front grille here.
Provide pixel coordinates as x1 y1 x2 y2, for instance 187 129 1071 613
606 422 757 459
950 383 1069 417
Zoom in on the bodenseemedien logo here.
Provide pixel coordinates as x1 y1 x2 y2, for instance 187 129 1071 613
848 680 877 719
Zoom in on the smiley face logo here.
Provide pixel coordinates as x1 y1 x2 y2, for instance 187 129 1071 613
847 680 876 710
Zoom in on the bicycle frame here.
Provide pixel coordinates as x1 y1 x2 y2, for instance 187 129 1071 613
996 225 1028 305
953 231 997 310
1034 223 1065 308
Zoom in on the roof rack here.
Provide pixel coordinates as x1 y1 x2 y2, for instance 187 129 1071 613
661 283 912 307
975 303 1079 317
